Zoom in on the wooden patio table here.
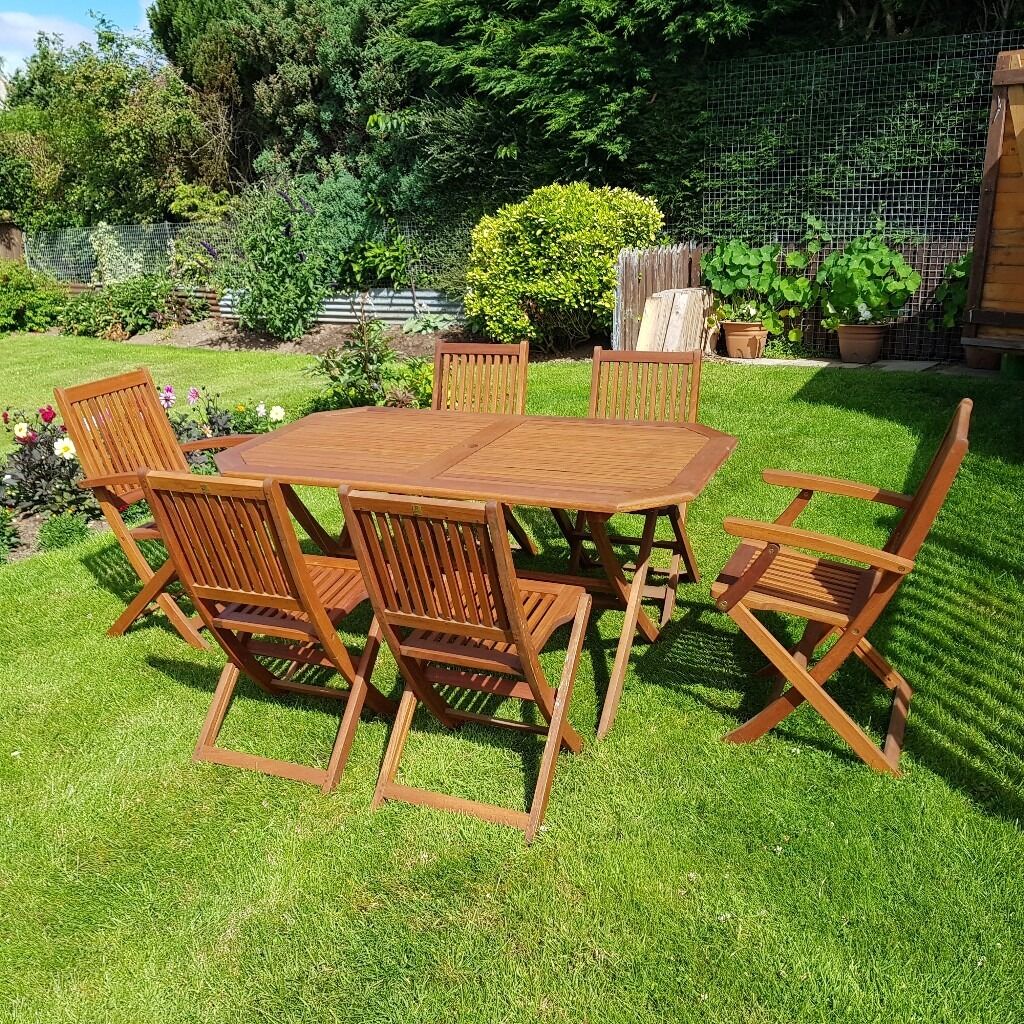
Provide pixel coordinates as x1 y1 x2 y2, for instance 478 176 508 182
216 407 736 737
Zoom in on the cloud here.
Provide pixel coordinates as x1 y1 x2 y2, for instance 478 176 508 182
0 11 96 75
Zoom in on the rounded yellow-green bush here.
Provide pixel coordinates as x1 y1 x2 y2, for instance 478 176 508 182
464 183 663 350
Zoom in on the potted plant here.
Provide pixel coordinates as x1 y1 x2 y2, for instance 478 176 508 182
816 223 921 363
703 238 814 359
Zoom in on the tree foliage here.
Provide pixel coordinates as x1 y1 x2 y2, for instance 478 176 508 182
0 23 227 228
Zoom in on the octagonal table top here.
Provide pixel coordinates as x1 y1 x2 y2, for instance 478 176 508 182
216 407 737 514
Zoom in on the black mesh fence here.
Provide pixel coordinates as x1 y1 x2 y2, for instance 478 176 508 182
699 30 1024 359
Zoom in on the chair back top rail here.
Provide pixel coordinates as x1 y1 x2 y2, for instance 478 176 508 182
589 347 702 424
432 340 529 416
54 367 187 502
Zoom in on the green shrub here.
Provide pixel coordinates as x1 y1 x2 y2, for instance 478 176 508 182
301 320 433 412
59 275 199 339
218 182 333 341
933 251 972 329
816 222 921 328
464 183 663 350
0 508 19 563
0 262 67 332
37 510 90 551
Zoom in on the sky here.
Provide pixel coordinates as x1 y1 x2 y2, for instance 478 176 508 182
0 0 147 74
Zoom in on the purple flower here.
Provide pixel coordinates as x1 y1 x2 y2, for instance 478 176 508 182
199 241 220 258
187 387 201 407
275 188 296 212
159 384 176 410
298 197 315 215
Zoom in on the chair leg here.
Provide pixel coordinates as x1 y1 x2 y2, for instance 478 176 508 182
108 556 208 651
194 661 241 760
372 686 419 809
593 512 659 739
723 605 898 775
504 507 538 556
670 504 701 586
322 621 383 793
525 595 590 841
107 557 175 636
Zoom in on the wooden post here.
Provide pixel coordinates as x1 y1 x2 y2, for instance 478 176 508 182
0 223 25 262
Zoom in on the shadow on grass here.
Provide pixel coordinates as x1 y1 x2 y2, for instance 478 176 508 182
638 534 1024 825
149 608 608 814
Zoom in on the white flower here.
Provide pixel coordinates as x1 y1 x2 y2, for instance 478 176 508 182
13 422 30 439
268 405 285 422
54 437 77 461
256 402 267 418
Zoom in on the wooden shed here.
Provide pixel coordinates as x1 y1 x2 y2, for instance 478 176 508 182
963 49 1024 366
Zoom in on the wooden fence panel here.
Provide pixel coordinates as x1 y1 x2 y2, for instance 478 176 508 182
613 244 703 350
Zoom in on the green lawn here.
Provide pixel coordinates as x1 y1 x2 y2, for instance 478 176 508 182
1 335 1023 1023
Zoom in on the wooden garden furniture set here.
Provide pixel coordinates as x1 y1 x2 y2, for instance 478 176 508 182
55 343 972 840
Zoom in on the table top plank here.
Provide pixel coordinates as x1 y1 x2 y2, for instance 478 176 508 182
216 407 737 513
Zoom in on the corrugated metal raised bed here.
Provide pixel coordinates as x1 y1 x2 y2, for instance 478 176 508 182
218 289 463 325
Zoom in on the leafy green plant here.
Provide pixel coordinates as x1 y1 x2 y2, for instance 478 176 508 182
816 223 921 328
338 234 416 292
302 319 433 412
59 275 199 339
932 250 972 329
90 222 145 284
403 312 455 334
168 182 238 222
465 183 663 351
0 262 67 332
703 219 825 339
38 509 90 551
217 184 331 341
0 507 19 563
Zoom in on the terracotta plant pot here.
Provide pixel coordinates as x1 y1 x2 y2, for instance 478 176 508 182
721 320 767 359
836 323 885 364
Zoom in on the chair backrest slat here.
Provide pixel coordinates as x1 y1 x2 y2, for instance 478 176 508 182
589 348 702 424
55 369 188 501
887 399 972 561
342 490 516 642
143 472 304 612
432 341 529 415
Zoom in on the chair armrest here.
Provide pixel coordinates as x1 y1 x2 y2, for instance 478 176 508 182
723 517 914 574
762 469 913 509
78 471 141 491
179 433 259 453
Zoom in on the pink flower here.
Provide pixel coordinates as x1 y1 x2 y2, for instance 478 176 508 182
15 430 37 445
39 405 56 424
1 411 8 424
187 387 201 406
159 384 176 410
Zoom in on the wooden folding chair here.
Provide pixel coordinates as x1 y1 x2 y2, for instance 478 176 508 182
712 399 972 774
556 348 703 627
340 488 591 841
54 369 258 650
432 340 538 556
141 471 396 791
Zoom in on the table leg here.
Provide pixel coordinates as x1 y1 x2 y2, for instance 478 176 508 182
588 511 660 739
281 485 349 556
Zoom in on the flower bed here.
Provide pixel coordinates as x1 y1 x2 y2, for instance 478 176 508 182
0 384 289 561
